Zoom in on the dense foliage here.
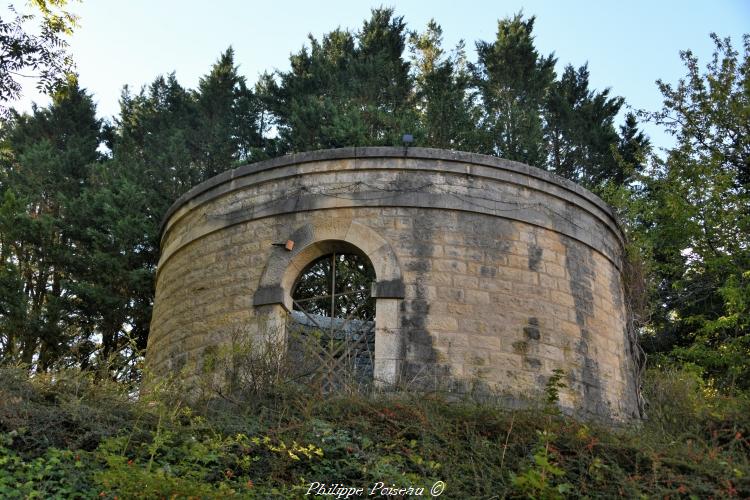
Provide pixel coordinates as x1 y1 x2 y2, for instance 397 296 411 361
0 1 77 116
0 366 748 498
622 34 750 392
0 6 747 418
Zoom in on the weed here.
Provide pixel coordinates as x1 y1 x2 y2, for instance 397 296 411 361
0 364 748 498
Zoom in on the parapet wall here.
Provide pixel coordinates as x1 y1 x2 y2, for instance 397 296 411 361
147 147 640 421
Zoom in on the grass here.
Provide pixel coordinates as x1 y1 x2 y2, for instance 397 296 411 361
0 365 748 498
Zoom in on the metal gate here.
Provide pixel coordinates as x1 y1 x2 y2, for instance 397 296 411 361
288 252 375 391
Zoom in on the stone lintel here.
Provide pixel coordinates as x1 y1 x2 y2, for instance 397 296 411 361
253 285 285 307
371 279 405 298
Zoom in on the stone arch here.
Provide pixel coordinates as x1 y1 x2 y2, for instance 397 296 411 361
252 220 404 385
253 221 404 310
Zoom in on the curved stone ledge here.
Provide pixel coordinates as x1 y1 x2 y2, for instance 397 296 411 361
162 148 620 235
158 149 625 278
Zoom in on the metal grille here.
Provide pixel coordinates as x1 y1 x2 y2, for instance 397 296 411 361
289 252 375 391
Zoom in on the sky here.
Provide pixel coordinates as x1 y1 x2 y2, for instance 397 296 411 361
8 0 750 153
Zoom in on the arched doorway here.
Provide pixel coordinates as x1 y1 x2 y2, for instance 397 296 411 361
289 251 376 390
253 222 405 388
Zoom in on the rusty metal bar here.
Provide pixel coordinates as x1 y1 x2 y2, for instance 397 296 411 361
293 289 367 303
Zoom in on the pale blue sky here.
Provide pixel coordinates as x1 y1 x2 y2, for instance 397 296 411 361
10 0 750 152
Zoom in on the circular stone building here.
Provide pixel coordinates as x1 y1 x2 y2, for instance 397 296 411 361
147 147 641 421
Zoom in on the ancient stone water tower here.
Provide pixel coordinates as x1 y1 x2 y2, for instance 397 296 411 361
147 147 640 421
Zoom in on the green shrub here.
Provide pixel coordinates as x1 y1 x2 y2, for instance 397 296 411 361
0 365 748 498
0 433 98 499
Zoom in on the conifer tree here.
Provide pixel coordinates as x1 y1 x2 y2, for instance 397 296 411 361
102 74 199 367
614 112 650 185
115 74 200 202
194 48 263 179
409 20 480 150
473 14 556 166
0 80 101 368
543 63 623 185
268 8 417 151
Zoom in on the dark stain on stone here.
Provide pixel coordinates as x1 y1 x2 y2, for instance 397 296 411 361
405 259 431 272
524 326 540 340
456 212 513 261
608 265 624 310
405 335 436 362
528 243 543 271
401 312 424 330
523 317 541 340
575 329 590 355
524 357 542 370
567 248 595 326
407 299 429 314
461 216 497 248
480 265 497 277
399 206 445 388
564 238 609 419
288 223 315 248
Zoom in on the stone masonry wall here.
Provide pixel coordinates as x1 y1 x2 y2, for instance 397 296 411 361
148 148 640 421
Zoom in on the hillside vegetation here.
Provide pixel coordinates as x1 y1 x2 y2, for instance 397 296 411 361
1 366 748 498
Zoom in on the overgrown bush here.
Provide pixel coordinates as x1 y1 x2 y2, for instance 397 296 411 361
0 364 748 498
